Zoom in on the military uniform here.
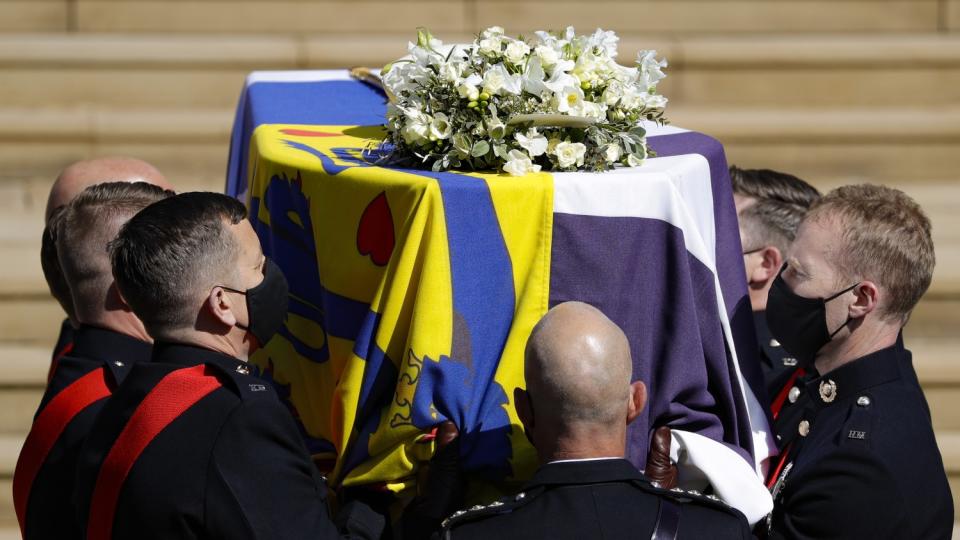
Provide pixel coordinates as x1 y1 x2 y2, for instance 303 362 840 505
73 342 383 540
14 325 151 539
767 342 953 539
440 458 751 539
48 317 77 380
754 311 802 402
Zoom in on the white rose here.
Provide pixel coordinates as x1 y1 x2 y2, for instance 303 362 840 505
438 61 464 84
401 114 430 145
429 113 453 140
503 149 542 176
553 141 587 168
603 144 622 163
618 86 643 110
482 26 505 38
479 35 502 56
641 93 668 109
580 101 606 121
515 128 548 157
504 41 531 66
534 45 560 67
483 67 505 95
602 80 625 106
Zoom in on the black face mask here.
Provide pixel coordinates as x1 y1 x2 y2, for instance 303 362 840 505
766 267 859 368
220 258 289 347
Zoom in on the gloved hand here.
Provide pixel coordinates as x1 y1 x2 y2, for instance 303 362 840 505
402 421 465 539
644 426 678 490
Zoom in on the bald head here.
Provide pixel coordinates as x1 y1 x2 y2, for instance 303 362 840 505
524 302 635 428
45 157 171 221
41 157 171 323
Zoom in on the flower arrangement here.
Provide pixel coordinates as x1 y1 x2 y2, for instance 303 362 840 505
381 26 669 176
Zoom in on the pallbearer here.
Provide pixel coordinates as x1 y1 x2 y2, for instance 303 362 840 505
728 166 821 403
40 157 171 373
14 182 173 539
72 192 459 539
764 184 953 538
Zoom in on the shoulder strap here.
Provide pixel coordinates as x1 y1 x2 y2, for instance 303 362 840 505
13 367 111 537
652 498 681 540
86 364 223 540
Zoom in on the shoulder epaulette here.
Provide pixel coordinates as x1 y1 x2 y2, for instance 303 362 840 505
441 487 543 532
635 479 741 516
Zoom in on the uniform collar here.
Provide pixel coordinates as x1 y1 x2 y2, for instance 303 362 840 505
71 324 152 380
804 342 905 408
527 458 644 488
754 311 798 369
151 342 252 377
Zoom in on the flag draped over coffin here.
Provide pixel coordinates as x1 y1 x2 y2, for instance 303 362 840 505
227 71 773 495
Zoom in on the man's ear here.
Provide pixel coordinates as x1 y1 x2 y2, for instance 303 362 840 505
626 381 647 425
849 280 880 320
749 246 783 286
515 387 533 433
105 282 132 312
207 286 238 328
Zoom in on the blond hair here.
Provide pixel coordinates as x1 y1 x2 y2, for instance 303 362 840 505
806 184 935 323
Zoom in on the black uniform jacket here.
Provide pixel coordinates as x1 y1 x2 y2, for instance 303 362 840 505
769 342 954 539
441 458 752 539
73 342 381 540
754 311 802 401
50 317 76 374
15 325 151 540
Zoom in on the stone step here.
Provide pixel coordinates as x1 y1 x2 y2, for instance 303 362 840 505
51 1 950 34
2 33 960 108
2 1 956 36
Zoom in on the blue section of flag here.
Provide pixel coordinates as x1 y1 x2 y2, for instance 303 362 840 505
250 173 374 364
228 79 387 197
414 171 515 477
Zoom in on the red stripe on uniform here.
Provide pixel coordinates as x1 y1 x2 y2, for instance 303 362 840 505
86 364 222 540
13 367 111 538
47 341 75 383
770 367 806 421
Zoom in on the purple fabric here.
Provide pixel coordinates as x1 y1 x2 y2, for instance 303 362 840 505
550 215 751 465
649 132 771 422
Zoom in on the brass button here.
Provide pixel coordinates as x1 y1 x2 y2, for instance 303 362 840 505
819 379 837 403
235 365 250 375
798 420 811 437
788 386 801 404
783 357 797 367
857 396 871 407
770 339 781 347
114 361 124 367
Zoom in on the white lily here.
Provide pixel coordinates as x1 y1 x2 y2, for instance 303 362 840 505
521 56 550 96
484 63 522 96
515 128 548 157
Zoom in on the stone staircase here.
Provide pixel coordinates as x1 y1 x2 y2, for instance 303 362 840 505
1 0 959 535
